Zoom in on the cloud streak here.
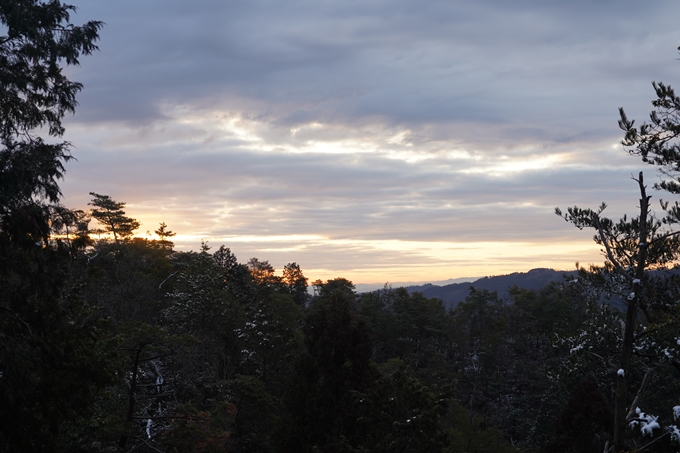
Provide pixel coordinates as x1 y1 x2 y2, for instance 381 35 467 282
57 0 680 282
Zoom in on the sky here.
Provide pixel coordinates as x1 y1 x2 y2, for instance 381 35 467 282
58 0 680 285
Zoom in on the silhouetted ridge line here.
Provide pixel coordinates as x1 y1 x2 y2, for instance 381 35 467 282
404 268 577 308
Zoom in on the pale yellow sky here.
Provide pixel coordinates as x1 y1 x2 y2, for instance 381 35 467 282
124 219 603 284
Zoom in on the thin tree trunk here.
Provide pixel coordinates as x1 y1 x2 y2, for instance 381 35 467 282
120 344 146 450
613 172 649 452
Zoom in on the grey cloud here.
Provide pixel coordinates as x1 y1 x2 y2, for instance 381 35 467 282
71 0 680 138
61 135 647 245
53 0 680 280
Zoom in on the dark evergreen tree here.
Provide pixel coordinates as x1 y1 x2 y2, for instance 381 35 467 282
619 73 680 195
353 360 452 453
282 262 309 307
311 277 356 301
89 192 141 241
0 0 101 236
0 1 105 451
213 244 256 304
557 52 680 450
154 221 176 250
278 294 377 452
545 380 613 453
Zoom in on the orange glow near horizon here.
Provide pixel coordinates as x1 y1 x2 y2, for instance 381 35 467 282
79 206 606 285
166 235 602 284
86 204 605 285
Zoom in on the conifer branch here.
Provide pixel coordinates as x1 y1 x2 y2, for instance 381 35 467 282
592 214 633 284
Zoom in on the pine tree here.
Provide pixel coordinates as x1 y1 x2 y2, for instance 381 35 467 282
557 52 680 449
154 221 176 250
89 192 140 241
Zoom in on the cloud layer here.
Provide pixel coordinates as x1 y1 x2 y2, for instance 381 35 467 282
57 0 680 283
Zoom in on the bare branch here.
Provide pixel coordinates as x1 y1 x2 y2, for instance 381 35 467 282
0 305 33 336
135 393 175 401
86 251 99 264
635 172 651 281
126 436 167 453
671 360 680 374
132 415 211 421
632 351 660 359
639 304 654 324
138 352 177 363
584 350 608 365
158 269 182 291
637 430 670 452
626 367 655 422
647 229 680 247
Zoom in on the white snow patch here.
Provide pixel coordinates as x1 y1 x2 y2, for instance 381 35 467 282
628 292 636 301
669 425 680 442
630 408 660 436
617 369 625 377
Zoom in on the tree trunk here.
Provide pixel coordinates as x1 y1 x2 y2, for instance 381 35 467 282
613 172 649 452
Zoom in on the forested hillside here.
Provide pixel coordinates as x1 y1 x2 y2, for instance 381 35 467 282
404 268 579 308
2 1 680 452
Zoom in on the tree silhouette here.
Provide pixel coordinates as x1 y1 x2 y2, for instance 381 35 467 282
89 192 140 241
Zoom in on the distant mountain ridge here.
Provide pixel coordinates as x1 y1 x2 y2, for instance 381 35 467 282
403 268 577 308
354 276 480 293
